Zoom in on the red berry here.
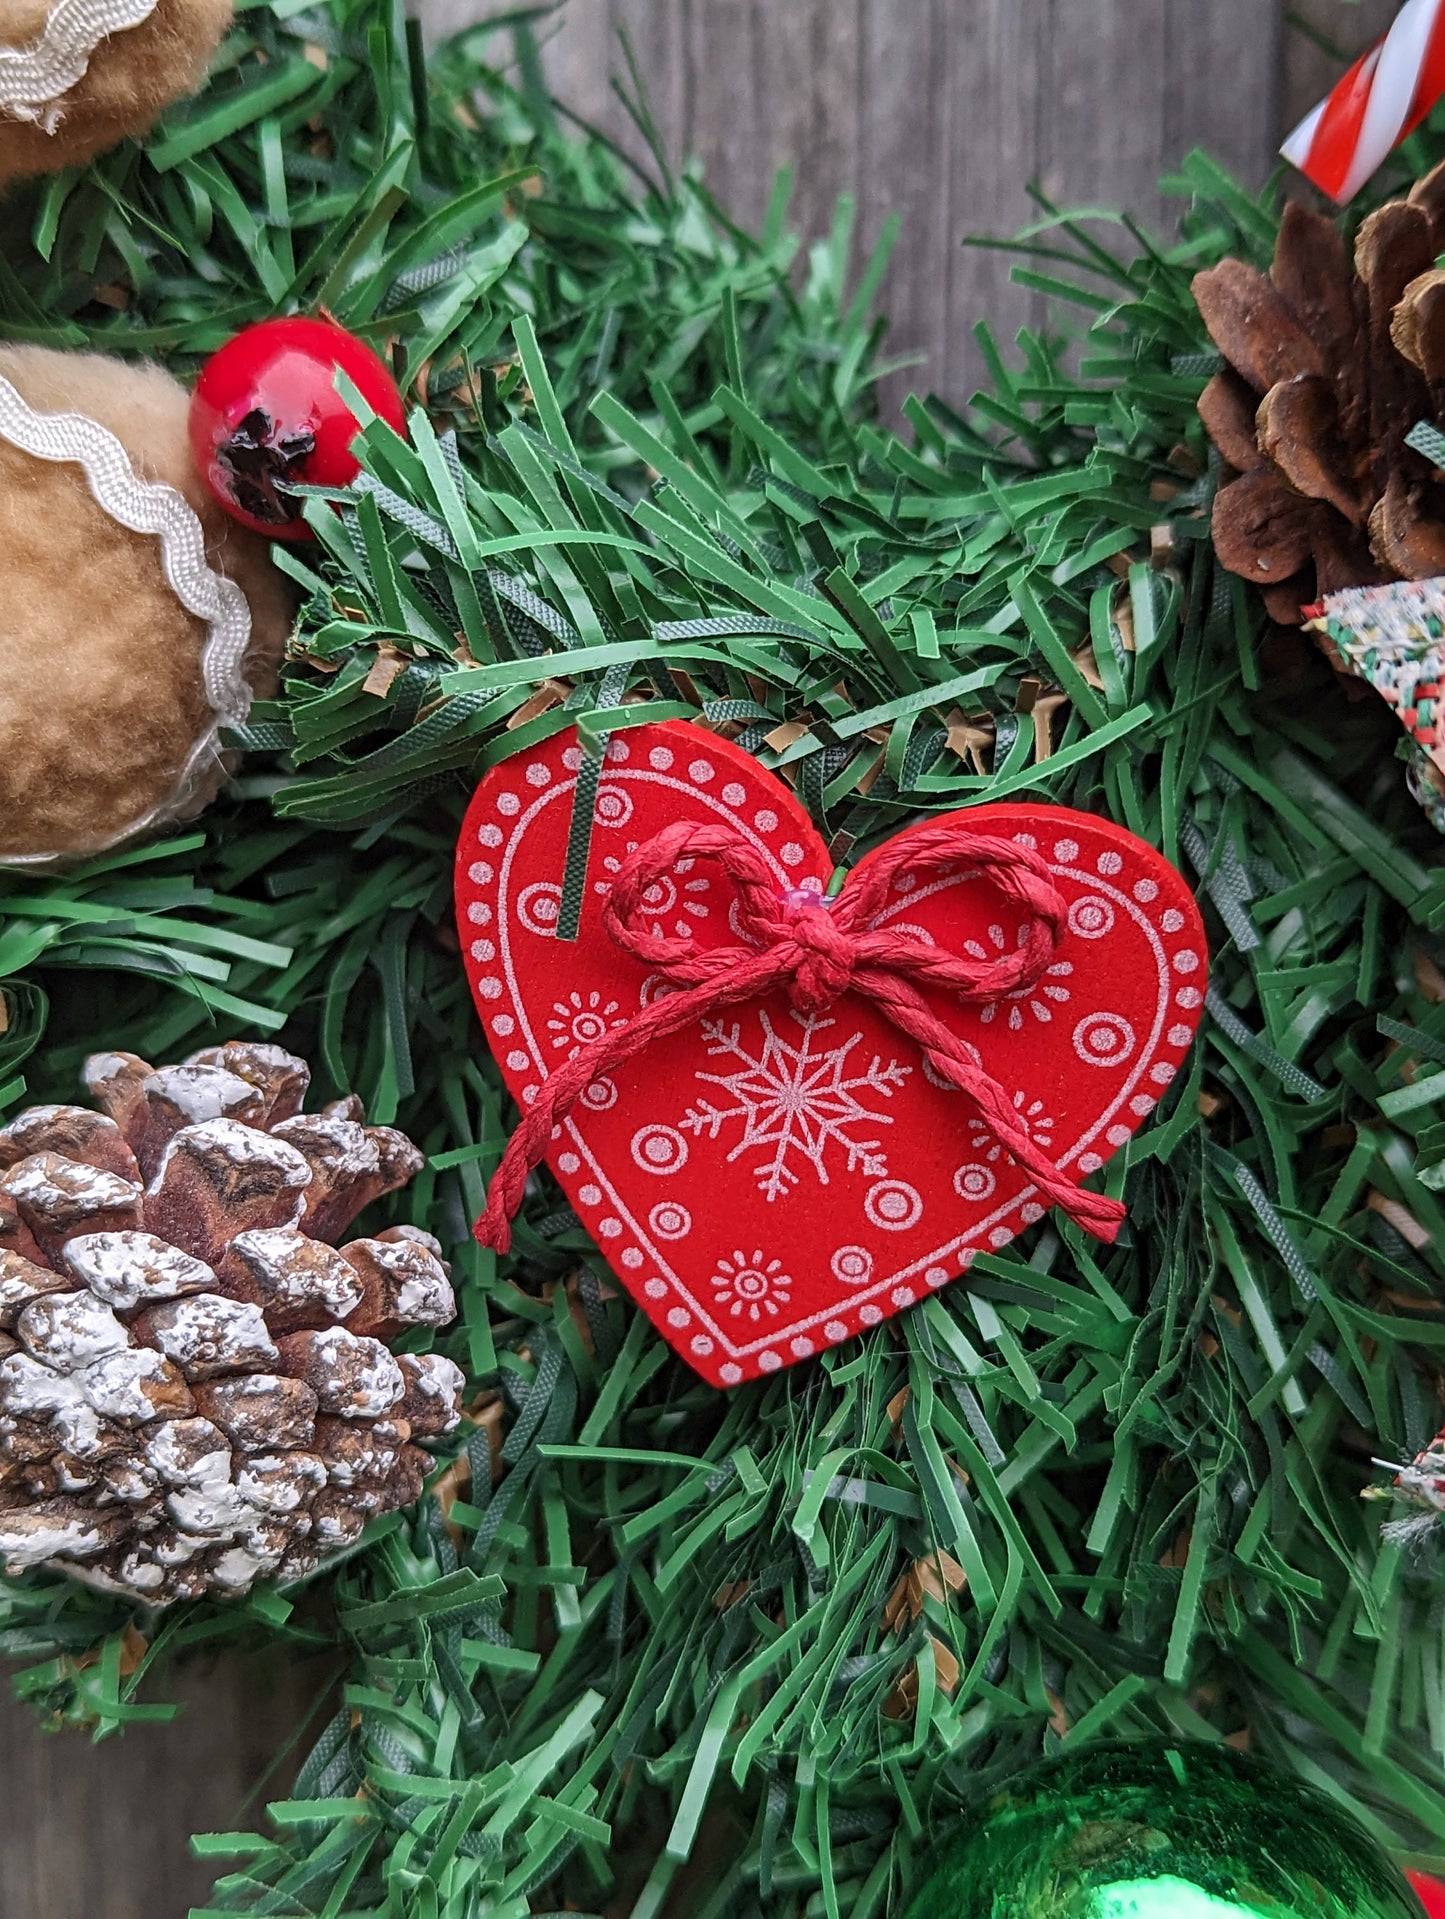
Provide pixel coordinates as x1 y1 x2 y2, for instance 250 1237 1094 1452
1409 1873 1445 1919
189 316 406 542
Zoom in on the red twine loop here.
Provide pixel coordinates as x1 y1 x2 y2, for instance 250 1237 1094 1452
473 815 1127 1253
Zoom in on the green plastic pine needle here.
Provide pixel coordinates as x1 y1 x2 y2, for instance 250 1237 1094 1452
6 5 1445 1915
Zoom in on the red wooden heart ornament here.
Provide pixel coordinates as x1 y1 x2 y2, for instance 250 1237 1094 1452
456 720 1207 1387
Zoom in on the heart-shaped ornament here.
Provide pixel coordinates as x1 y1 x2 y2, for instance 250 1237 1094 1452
456 721 1207 1387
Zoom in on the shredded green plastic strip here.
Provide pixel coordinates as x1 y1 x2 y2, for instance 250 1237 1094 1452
4 3 1445 1914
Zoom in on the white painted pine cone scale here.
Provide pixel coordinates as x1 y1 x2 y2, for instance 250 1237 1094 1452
0 1043 464 1603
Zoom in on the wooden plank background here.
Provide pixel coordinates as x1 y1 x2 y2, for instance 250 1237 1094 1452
0 1 1403 1912
424 0 1393 402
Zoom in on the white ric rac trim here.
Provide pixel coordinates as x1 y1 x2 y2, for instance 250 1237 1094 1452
0 370 255 864
0 0 159 129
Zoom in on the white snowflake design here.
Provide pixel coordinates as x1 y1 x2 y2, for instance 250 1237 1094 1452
592 845 710 940
966 920 1074 1030
710 1248 792 1321
546 990 626 1057
681 1011 911 1202
967 1091 1057 1165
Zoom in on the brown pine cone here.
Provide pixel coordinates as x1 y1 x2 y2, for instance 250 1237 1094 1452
1192 161 1445 623
0 1043 464 1604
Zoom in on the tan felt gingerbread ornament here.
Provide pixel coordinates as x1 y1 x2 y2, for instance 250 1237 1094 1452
0 345 292 864
0 0 231 184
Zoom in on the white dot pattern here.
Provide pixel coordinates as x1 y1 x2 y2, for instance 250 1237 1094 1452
456 729 1212 1390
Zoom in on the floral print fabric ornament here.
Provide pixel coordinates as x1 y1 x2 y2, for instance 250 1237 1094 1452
1307 575 1445 830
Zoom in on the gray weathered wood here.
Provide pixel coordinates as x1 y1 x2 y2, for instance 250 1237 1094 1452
0 5 1375 1912
0 1651 327 1919
427 0 1286 402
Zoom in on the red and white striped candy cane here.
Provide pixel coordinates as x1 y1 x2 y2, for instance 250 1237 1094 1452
1282 0 1445 202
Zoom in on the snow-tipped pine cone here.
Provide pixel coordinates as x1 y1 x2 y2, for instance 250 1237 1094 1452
0 1042 465 1604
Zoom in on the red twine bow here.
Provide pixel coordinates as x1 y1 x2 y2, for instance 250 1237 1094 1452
473 816 1128 1252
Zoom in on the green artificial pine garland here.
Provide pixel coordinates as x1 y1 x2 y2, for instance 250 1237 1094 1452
5 4 1445 1914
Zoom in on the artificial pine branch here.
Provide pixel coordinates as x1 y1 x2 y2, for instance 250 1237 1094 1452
3 4 1445 1915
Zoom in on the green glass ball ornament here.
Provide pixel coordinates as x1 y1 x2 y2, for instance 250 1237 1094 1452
901 1744 1420 1919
